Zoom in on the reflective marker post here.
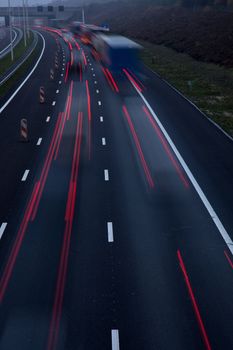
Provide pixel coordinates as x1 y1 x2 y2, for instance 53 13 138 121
8 0 14 61
50 68 54 81
20 118 28 142
39 86 45 104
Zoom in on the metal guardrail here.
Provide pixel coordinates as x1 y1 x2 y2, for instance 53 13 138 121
0 28 23 60
0 30 38 87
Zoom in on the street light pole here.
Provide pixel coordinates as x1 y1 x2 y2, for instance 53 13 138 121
18 6 20 27
25 0 30 39
22 0 27 46
8 0 14 61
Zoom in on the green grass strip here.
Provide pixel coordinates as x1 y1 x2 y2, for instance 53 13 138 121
0 34 40 99
0 31 34 76
139 40 233 137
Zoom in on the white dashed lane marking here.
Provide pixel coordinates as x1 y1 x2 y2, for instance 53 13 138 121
21 169 30 182
111 330 120 350
107 222 114 242
37 138 42 146
0 223 7 240
104 169 109 181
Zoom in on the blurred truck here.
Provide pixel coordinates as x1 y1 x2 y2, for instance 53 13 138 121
92 34 142 71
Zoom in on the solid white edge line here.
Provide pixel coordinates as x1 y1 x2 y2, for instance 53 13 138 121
0 223 7 240
0 31 45 115
146 65 233 142
102 137 106 146
0 31 38 86
104 169 109 181
0 29 17 55
107 222 114 242
130 80 233 255
37 137 42 146
111 329 120 350
21 169 30 182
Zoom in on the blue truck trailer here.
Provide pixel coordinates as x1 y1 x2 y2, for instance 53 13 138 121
92 34 142 71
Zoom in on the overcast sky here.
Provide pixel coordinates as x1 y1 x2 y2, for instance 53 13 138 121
0 0 52 6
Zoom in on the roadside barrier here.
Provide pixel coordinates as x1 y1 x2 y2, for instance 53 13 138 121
39 86 45 103
20 118 28 142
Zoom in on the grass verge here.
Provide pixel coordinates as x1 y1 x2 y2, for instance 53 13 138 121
0 32 39 99
0 31 34 76
139 40 233 137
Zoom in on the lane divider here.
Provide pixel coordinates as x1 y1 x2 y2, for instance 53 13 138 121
107 222 114 243
104 169 109 181
37 138 42 146
21 169 30 182
0 223 7 240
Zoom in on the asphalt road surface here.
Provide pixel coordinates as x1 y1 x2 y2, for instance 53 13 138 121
0 28 232 350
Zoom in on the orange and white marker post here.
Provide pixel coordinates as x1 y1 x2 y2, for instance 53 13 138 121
50 68 54 81
20 118 28 142
55 55 59 69
39 86 45 103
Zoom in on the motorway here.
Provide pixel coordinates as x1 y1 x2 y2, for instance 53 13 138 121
0 27 22 59
0 27 232 350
